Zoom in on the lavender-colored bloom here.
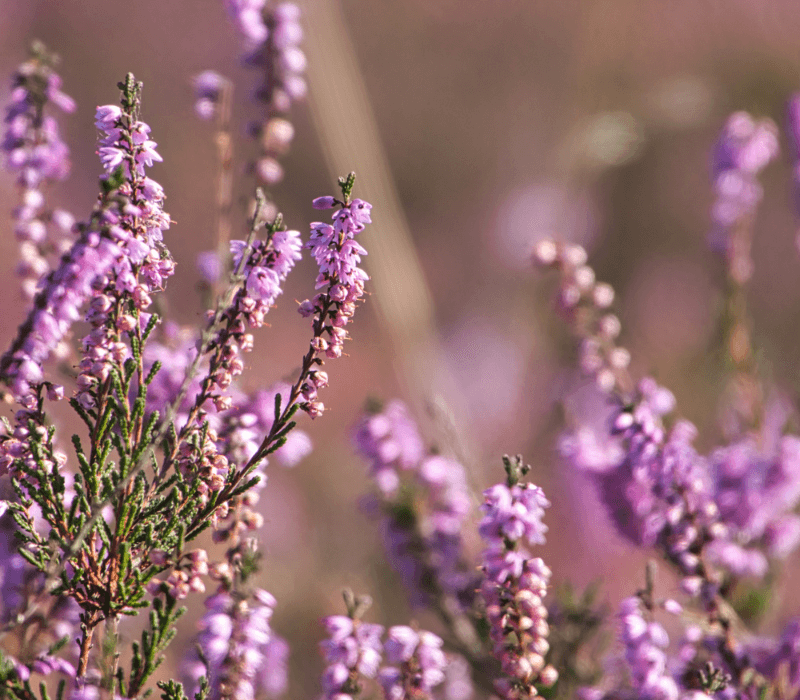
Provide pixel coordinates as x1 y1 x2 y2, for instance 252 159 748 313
354 401 476 609
230 228 302 318
478 459 558 698
0 97 171 405
618 597 679 700
708 111 778 282
185 587 287 700
706 423 800 574
3 46 76 301
378 627 447 700
219 0 304 190
225 0 269 46
295 194 372 418
193 70 230 120
319 615 384 700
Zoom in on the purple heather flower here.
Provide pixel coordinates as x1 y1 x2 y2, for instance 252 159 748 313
709 111 778 282
706 422 800 574
320 615 384 700
378 627 447 700
220 0 304 190
193 70 230 120
354 401 476 609
478 460 558 698
185 587 287 700
3 47 76 301
617 597 678 700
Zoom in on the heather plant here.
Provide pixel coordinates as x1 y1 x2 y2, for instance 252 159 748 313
1 4 800 700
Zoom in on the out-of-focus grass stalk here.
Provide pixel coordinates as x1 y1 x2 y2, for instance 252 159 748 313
302 0 471 456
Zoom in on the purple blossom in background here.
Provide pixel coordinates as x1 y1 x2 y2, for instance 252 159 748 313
354 400 476 609
616 597 677 700
193 70 230 121
319 614 384 700
2 44 76 301
215 0 304 193
378 626 447 700
706 405 800 577
184 588 288 700
709 111 778 283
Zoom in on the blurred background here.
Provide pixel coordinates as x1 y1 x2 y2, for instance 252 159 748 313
3 0 800 694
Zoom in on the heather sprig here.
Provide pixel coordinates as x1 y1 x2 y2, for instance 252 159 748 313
709 112 778 438
478 455 558 700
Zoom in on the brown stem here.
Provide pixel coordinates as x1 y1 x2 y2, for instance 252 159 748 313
77 612 101 678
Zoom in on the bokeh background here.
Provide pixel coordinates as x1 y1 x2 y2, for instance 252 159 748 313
3 0 800 694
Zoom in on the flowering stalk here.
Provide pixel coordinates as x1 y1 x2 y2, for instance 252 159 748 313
378 626 447 700
319 592 384 700
0 74 287 700
478 455 558 699
228 1 305 193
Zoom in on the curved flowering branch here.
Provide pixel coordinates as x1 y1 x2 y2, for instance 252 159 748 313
240 174 371 474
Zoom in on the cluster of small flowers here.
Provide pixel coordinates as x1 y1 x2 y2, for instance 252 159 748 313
72 105 173 411
378 626 447 700
705 410 800 577
216 384 312 468
2 45 76 300
478 460 558 699
585 591 800 700
183 587 288 700
193 230 301 416
296 196 371 417
320 614 383 700
599 387 727 593
709 111 779 283
233 229 302 325
177 424 231 507
217 1 304 191
354 400 475 608
147 548 210 600
617 596 678 700
532 240 623 394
